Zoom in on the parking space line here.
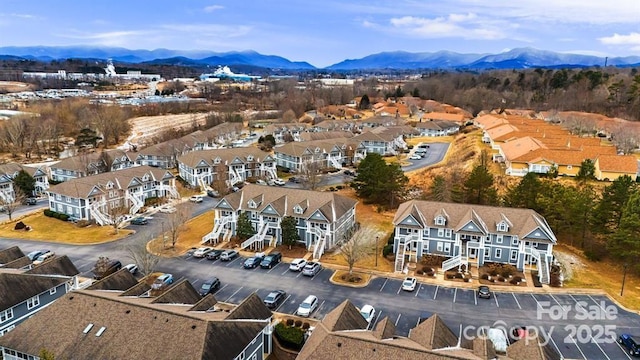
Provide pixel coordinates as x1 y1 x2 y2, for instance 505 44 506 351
191 279 200 286
569 294 586 311
433 286 439 300
315 300 325 316
267 264 279 273
296 271 303 278
281 268 289 276
396 283 403 295
591 336 611 360
511 293 521 309
275 295 291 312
615 341 634 359
494 293 499 308
379 278 388 292
588 295 608 313
225 286 243 303
474 290 477 305
310 270 320 281
415 284 422 297
215 284 228 293
453 288 457 303
531 294 543 309
547 333 564 360
370 311 382 330
395 313 402 326
569 335 587 360
549 294 561 307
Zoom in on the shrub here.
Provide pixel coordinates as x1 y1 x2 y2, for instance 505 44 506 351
274 322 305 351
14 221 26 230
44 209 54 217
285 318 294 327
510 278 520 285
387 233 395 245
500 265 516 278
336 185 344 190
382 244 393 257
416 270 424 275
531 271 542 287
144 196 162 207
421 266 430 273
446 273 454 279
426 271 434 277
329 187 336 192
512 275 522 283
550 274 562 287
59 214 70 221
481 273 489 280
455 272 463 279
302 322 310 330
294 320 303 327
75 220 91 228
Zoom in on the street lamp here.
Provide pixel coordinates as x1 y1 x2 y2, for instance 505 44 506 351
375 236 379 267
621 263 629 296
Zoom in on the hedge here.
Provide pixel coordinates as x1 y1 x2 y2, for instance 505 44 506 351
274 322 305 351
382 244 393 257
43 209 69 221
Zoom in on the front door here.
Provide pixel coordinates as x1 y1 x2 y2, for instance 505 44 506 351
469 248 477 259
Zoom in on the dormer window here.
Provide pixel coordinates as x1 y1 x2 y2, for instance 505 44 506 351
247 155 254 161
497 222 509 232
248 200 257 209
294 205 303 215
435 216 446 226
315 147 320 153
214 158 221 164
105 182 113 190
142 175 149 181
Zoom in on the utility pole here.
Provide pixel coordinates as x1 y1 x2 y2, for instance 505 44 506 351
620 263 628 296
375 236 379 267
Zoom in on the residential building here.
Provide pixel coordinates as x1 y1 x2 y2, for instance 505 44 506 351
205 184 357 259
0 270 274 360
274 138 366 172
415 120 460 137
47 166 178 225
50 149 138 182
0 163 49 201
594 154 638 181
298 299 556 360
263 123 309 143
0 254 80 336
177 148 277 188
393 200 556 284
353 126 412 156
134 138 191 169
299 131 355 142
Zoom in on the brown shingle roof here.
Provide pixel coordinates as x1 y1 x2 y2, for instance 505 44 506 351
409 314 458 349
596 154 638 173
320 299 368 332
372 316 396 340
188 294 218 312
0 272 68 309
177 147 273 168
25 255 79 276
86 268 139 291
1 256 32 269
120 280 151 297
0 246 25 264
151 279 202 304
226 292 272 320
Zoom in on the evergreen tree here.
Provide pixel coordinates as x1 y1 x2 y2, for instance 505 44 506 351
463 164 498 205
352 153 408 208
13 169 36 196
358 94 370 110
428 175 450 202
236 212 256 241
592 175 637 234
281 216 300 249
576 159 596 181
609 192 640 271
504 172 543 211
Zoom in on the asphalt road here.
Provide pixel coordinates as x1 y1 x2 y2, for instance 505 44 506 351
402 142 449 172
2 199 639 360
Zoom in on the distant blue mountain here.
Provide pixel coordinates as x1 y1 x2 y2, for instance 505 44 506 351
0 46 638 70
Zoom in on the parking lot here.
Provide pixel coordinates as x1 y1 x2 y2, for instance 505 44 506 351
173 252 636 359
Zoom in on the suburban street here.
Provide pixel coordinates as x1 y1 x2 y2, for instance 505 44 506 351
1 195 639 360
402 142 449 172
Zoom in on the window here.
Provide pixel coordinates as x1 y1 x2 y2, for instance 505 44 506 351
496 235 503 244
294 206 303 215
0 308 13 322
437 228 444 237
445 229 452 238
248 200 257 209
484 250 490 260
511 250 518 261
495 249 502 259
512 237 518 246
444 243 451 253
436 242 443 252
50 287 57 295
497 222 508 232
435 216 445 226
533 242 539 247
26 295 40 310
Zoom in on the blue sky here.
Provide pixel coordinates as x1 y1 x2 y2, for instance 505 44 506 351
1 0 639 67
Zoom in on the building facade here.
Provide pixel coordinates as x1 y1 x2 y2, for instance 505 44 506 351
393 200 556 284
274 139 366 172
0 163 49 202
50 150 138 182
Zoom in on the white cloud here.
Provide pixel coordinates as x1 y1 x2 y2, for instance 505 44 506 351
203 5 224 13
59 30 150 47
599 32 640 46
389 13 507 40
161 24 251 38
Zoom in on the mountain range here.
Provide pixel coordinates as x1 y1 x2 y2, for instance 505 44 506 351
1 46 639 71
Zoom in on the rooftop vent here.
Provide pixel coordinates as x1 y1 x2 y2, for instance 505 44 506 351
95 327 106 337
83 324 94 334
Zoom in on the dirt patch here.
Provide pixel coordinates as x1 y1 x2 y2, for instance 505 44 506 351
125 112 209 148
330 270 371 287
148 210 215 256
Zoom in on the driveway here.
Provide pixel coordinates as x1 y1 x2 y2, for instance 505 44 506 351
402 142 449 172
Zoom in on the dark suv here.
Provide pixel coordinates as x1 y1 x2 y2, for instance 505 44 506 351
199 277 221 296
619 334 640 356
23 197 37 205
244 254 265 269
263 290 286 309
260 251 282 269
92 260 122 280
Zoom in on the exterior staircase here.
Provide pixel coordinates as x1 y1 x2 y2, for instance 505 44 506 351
229 167 244 186
441 254 468 272
328 156 342 169
313 230 330 260
394 242 406 273
241 221 276 250
0 190 11 203
526 247 550 285
197 176 212 191
159 184 179 199
89 200 111 226
201 215 234 244
223 228 232 242
125 191 144 215
261 165 277 180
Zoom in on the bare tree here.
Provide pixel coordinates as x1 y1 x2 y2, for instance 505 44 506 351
122 234 160 276
339 226 379 280
0 188 26 221
105 202 130 234
166 201 194 249
301 160 323 191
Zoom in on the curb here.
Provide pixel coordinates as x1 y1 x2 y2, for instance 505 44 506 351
329 270 371 288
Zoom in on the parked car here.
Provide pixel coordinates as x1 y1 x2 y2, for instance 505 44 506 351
260 251 282 269
273 178 286 186
267 179 276 186
263 290 287 309
289 176 301 183
189 195 204 203
33 251 55 266
199 277 221 296
193 247 213 258
220 250 239 261
302 262 322 277
478 285 492 299
26 250 45 261
231 186 240 192
92 259 122 280
296 295 319 317
185 247 197 257
123 263 138 274
152 273 174 290
130 217 148 225
23 197 37 205
409 154 422 160
289 258 307 272
359 304 376 325
401 277 417 291
160 206 177 213
244 253 266 269
343 169 356 176
256 179 267 185
207 189 220 197
206 249 224 260
619 334 640 356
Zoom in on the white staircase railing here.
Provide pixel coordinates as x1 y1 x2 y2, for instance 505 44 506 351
313 230 329 260
201 215 234 244
89 200 112 226
395 242 407 273
197 176 212 191
125 191 144 215
223 228 232 242
307 227 323 253
158 183 179 199
441 254 468 272
35 180 49 191
241 221 275 250
526 247 550 284
328 156 342 169
0 190 11 203
260 165 277 180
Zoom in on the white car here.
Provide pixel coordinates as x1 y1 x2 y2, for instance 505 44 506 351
273 178 285 186
359 304 376 324
193 247 213 258
402 277 417 292
256 179 267 185
189 195 203 203
289 258 307 272
409 154 422 160
160 206 177 213
123 263 138 274
296 295 319 317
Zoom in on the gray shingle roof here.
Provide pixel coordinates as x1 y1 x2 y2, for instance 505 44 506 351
26 255 79 277
0 272 68 310
0 246 25 264
177 147 273 168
